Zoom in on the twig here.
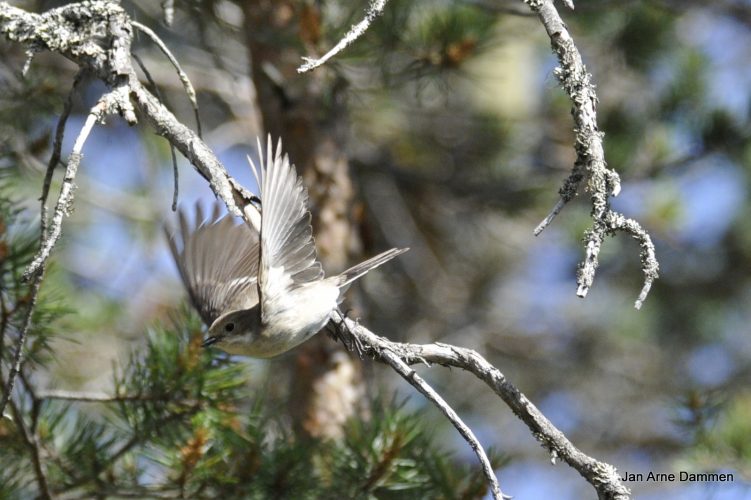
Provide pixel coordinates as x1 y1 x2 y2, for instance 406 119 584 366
297 0 389 73
41 70 84 240
0 273 43 419
36 389 198 405
8 400 53 500
533 198 565 236
133 53 180 210
331 312 632 500
22 47 37 75
522 0 658 306
378 347 506 499
132 20 202 138
23 92 112 280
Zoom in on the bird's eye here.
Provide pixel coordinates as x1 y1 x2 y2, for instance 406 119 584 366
224 322 235 332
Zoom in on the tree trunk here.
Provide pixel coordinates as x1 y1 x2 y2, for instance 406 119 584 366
242 0 365 439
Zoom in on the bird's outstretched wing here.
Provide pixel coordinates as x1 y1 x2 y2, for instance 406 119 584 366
166 203 260 326
248 136 323 324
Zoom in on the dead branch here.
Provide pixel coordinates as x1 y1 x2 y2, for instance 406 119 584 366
522 0 659 307
330 311 631 500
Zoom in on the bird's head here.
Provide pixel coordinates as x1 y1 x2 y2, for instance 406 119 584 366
204 309 262 355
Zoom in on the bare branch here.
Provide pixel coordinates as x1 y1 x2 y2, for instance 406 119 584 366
24 93 112 280
331 312 632 500
132 20 202 138
522 0 658 306
297 0 389 73
0 272 43 420
133 53 180 210
373 339 506 499
41 70 84 240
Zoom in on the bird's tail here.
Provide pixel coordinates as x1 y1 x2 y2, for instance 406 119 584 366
332 248 408 288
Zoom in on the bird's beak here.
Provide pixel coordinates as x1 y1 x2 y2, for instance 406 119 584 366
202 336 219 348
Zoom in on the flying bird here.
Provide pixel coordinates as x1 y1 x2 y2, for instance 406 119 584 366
167 137 407 357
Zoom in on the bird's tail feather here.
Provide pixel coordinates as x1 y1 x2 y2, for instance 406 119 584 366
333 248 408 288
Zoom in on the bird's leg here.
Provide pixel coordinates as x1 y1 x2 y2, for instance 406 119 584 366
329 308 365 359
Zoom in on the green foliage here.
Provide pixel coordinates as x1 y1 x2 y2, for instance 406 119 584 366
344 1 496 87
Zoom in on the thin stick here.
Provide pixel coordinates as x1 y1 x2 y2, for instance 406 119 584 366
0 273 43 419
8 399 52 500
378 347 506 499
133 53 180 210
533 198 566 236
36 389 197 405
132 20 202 138
23 94 110 280
297 0 389 73
41 71 84 239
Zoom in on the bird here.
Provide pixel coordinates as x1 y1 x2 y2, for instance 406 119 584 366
166 137 407 358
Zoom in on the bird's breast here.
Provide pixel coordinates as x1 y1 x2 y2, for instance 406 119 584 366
250 282 340 357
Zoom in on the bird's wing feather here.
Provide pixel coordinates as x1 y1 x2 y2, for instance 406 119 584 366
166 203 260 325
250 136 322 324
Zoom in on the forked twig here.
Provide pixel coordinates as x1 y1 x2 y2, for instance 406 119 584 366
523 0 658 306
41 70 84 239
331 311 631 500
378 347 506 499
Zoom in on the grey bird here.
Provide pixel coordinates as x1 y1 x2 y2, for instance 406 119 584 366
167 137 407 358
